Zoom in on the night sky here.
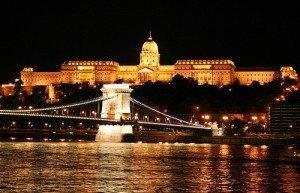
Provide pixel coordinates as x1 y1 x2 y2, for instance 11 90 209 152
2 0 300 84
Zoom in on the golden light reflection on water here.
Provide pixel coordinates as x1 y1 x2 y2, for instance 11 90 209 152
0 142 299 192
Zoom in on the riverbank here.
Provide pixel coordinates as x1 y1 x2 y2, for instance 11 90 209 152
0 128 97 142
132 132 299 148
0 129 299 148
198 135 300 147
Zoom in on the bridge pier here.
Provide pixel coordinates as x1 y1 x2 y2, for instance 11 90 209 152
95 125 133 142
96 84 134 142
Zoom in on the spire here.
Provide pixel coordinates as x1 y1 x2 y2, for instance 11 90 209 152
148 31 152 40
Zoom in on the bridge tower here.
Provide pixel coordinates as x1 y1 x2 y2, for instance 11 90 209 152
95 84 134 142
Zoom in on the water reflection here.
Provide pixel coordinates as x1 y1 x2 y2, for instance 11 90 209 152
0 142 299 192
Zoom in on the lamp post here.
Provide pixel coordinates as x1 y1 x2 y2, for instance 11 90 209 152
144 115 148 121
11 121 16 129
91 111 97 117
165 117 170 123
251 116 258 134
190 115 194 123
202 114 210 125
134 113 138 120
222 115 229 127
251 116 257 123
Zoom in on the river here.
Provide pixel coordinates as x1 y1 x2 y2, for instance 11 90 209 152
0 142 299 192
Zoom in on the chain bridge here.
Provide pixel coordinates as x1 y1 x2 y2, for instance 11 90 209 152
0 84 212 142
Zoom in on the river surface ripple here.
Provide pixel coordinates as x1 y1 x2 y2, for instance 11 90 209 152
0 142 299 193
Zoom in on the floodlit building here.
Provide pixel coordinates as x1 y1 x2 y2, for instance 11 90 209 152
234 67 280 85
2 33 298 96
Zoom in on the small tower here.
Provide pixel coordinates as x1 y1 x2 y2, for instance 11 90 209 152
100 84 133 120
96 84 134 142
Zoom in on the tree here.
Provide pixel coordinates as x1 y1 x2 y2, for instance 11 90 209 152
250 80 260 86
248 123 264 134
225 118 247 136
233 78 240 86
14 79 23 95
114 79 124 84
283 76 298 88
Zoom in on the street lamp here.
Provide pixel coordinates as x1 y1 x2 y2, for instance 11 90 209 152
202 115 210 121
144 115 148 121
251 116 257 123
190 115 194 123
61 122 65 130
63 108 67 115
222 115 228 125
134 113 138 120
202 114 210 125
165 117 170 123
11 121 16 128
222 116 228 121
156 117 160 122
196 106 200 113
78 122 83 130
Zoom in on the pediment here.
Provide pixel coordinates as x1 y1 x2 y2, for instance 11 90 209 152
138 67 154 72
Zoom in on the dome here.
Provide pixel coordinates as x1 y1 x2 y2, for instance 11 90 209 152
142 35 158 52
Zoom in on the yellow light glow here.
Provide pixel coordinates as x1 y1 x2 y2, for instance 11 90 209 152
77 66 95 70
222 116 228 121
260 145 268 149
251 116 257 121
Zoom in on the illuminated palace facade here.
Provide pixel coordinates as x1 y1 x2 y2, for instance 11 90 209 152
19 35 298 90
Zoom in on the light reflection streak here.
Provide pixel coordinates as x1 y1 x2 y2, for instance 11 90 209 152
0 142 299 192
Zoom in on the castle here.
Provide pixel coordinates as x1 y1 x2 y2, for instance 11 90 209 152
1 33 298 97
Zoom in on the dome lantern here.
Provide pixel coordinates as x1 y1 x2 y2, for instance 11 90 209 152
142 32 158 52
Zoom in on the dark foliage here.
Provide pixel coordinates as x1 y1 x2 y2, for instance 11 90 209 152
132 75 294 114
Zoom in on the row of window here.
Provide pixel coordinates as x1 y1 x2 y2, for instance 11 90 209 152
66 61 118 66
176 60 234 65
239 78 273 83
236 73 274 77
198 77 229 81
